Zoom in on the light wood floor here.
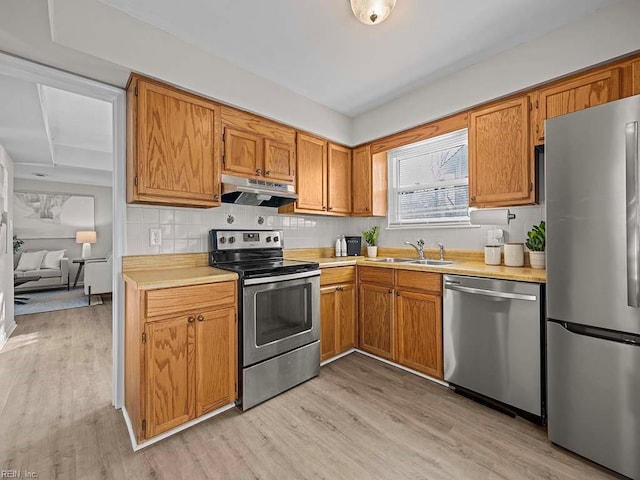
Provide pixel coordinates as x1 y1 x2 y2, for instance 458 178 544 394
0 303 620 480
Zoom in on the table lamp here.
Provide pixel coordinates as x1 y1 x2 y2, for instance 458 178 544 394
76 231 97 259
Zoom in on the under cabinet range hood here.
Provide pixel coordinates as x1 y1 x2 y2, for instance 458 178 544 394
221 174 297 207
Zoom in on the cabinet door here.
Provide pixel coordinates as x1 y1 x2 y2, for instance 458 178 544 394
136 79 220 206
296 133 327 211
396 290 443 379
328 143 352 214
145 316 195 438
632 60 640 96
223 128 263 178
359 283 395 361
469 96 533 207
338 284 357 353
320 286 338 361
264 139 295 183
535 68 620 143
352 145 372 215
195 307 237 416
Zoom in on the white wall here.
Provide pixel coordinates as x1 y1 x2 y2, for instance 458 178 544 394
0 144 15 349
14 178 113 282
352 0 640 144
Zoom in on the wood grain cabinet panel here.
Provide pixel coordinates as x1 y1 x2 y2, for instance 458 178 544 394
632 60 640 96
469 96 534 207
328 143 352 214
359 283 395 361
195 308 237 416
534 68 621 144
295 133 327 212
352 145 388 217
128 75 221 208
396 290 443 379
264 139 295 183
320 286 339 361
338 284 357 352
223 128 264 178
145 316 195 438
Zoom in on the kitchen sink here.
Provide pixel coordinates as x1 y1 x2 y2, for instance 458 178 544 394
368 258 414 263
409 259 455 266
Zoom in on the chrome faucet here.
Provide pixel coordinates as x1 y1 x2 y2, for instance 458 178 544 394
438 243 445 261
405 239 425 260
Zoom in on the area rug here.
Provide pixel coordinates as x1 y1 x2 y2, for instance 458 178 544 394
15 289 103 316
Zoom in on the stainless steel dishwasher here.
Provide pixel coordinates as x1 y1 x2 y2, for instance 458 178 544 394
443 274 544 420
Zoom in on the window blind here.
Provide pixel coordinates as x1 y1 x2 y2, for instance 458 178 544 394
389 129 469 226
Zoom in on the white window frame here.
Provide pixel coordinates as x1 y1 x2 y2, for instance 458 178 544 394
388 128 470 229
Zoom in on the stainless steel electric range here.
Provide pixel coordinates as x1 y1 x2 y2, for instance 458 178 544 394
209 229 320 410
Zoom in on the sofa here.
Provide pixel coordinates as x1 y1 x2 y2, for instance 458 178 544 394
14 250 70 292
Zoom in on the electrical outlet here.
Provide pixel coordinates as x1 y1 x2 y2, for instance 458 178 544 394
487 228 504 245
150 228 162 246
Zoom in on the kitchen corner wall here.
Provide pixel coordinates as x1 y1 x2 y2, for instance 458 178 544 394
126 203 544 255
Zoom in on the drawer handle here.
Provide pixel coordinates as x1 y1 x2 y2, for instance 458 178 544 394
197 315 204 322
188 316 196 323
445 283 537 301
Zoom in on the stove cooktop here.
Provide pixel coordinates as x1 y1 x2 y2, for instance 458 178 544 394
213 259 319 279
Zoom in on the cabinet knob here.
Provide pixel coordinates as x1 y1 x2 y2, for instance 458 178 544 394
328 207 333 211
471 196 476 201
265 170 271 176
197 315 204 322
188 316 195 323
365 207 370 212
396 292 400 297
213 194 220 200
388 289 393 294
256 168 262 175
322 206 327 211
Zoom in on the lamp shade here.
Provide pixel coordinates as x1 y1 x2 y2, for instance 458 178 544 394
76 231 97 244
350 0 397 25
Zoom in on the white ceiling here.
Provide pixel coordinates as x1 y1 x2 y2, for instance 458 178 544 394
100 0 621 116
0 75 113 186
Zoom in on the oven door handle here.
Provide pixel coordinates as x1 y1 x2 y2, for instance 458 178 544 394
243 270 321 286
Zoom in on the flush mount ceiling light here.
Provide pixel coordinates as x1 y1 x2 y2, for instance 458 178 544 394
350 0 397 25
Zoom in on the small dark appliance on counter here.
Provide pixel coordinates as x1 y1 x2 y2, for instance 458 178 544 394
345 236 362 256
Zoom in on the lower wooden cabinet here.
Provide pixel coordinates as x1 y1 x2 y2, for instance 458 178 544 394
320 267 357 361
396 290 443 378
358 266 443 379
125 280 237 442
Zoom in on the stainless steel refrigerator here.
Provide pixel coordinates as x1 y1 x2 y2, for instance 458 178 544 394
546 94 640 479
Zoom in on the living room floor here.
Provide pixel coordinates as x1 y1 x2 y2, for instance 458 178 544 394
0 301 617 480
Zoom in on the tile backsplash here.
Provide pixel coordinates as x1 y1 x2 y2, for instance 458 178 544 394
126 202 545 255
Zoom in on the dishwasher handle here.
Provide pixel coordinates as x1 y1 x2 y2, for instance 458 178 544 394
444 282 537 301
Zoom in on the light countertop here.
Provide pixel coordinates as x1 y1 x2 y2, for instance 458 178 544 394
123 266 238 290
291 256 546 283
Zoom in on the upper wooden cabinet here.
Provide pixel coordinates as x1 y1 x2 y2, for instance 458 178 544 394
533 68 621 144
221 106 296 184
127 75 221 208
631 60 640 96
469 96 534 208
294 133 327 212
328 144 352 214
352 145 388 217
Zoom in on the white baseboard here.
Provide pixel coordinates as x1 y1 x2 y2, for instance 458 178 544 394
122 403 237 451
0 321 17 352
322 348 449 388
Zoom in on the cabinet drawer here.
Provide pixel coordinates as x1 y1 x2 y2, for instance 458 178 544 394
145 282 236 319
321 266 356 286
396 270 442 294
358 266 394 285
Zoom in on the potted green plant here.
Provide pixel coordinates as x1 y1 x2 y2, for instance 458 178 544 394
526 221 546 269
362 226 380 258
13 235 24 254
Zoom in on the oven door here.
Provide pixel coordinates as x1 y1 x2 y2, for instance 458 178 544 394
243 270 320 367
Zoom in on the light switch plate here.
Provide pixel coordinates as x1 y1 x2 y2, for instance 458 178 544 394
150 228 162 246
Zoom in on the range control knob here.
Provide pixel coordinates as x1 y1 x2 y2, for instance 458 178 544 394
266 236 272 243
273 236 279 243
219 237 227 244
228 236 236 244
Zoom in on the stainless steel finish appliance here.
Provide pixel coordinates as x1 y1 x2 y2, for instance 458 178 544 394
443 274 543 418
221 174 297 207
209 229 320 410
546 95 640 479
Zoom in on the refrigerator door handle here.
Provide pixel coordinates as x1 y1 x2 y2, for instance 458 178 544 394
625 121 640 308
